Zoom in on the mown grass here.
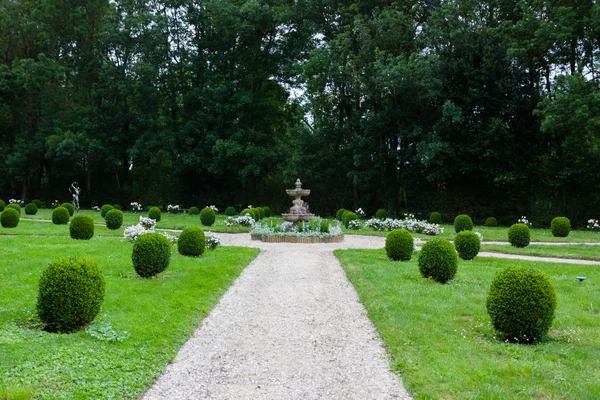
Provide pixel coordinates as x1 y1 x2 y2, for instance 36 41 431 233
0 234 259 399
336 249 600 399
482 244 600 261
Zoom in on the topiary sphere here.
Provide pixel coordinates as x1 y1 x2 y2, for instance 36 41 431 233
508 223 530 247
250 208 259 221
61 202 75 216
485 217 498 227
200 207 216 226
148 206 161 222
486 266 556 343
70 215 95 240
7 203 20 213
454 230 480 260
263 207 272 217
32 199 42 208
112 204 122 210
100 204 114 218
105 209 123 230
178 226 206 256
429 212 442 224
52 207 70 225
132 233 172 278
343 211 358 228
0 199 5 211
37 257 105 332
257 207 265 219
225 206 237 216
376 209 388 220
336 208 347 221
385 229 414 261
240 209 253 218
550 217 570 237
188 206 200 215
418 238 458 283
454 214 473 233
25 202 38 215
1 208 20 228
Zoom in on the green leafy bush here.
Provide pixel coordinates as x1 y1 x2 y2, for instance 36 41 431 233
225 206 237 216
52 207 70 225
250 208 259 221
454 230 480 260
61 202 75 216
105 209 123 230
376 209 388 220
132 233 171 278
177 226 206 256
0 200 5 211
7 203 20 213
69 215 95 240
508 223 530 247
37 257 105 332
25 202 38 215
112 204 122 210
550 217 570 237
100 204 114 218
200 207 216 226
32 199 42 208
418 238 458 283
240 209 253 218
454 214 473 233
148 207 161 222
486 266 556 343
485 217 498 227
1 208 20 228
343 211 358 228
320 219 330 233
385 229 414 261
429 212 442 224
188 206 200 215
336 208 347 221
257 207 265 219
263 207 272 217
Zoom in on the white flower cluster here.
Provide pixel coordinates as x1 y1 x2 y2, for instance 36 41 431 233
225 215 255 227
124 216 157 241
364 215 443 236
161 232 178 244
347 219 362 230
9 199 24 206
206 233 223 250
167 204 180 213
92 206 101 211
355 208 365 218
130 202 142 212
208 205 219 212
587 219 600 232
51 200 60 208
517 216 532 227
139 216 156 229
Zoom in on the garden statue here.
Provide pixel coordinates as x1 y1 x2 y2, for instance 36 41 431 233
282 178 314 223
69 182 80 213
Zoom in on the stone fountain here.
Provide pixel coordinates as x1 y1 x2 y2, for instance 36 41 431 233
282 178 314 223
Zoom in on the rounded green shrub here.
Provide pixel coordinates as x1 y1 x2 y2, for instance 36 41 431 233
385 229 414 261
37 257 105 332
132 233 171 278
105 209 123 230
240 209 253 218
454 214 473 233
32 199 42 208
257 207 265 219
0 200 5 211
52 207 70 225
508 223 530 247
61 202 75 216
1 208 20 228
250 208 259 221
113 204 123 210
486 266 556 343
200 207 216 226
100 204 114 218
148 206 161 222
429 212 442 224
485 217 498 227
418 238 458 283
69 215 95 240
25 202 38 215
343 211 358 228
550 217 570 237
177 226 206 256
336 208 347 221
376 209 388 220
7 203 20 213
225 206 237 216
188 206 200 215
454 230 480 260
263 207 272 217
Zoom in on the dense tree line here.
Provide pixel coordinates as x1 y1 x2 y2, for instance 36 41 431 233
1 0 599 226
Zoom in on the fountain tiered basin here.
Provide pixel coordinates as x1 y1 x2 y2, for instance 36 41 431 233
281 179 314 223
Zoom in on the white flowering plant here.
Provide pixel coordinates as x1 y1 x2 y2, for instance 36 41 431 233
225 215 255 227
124 216 158 242
161 232 178 244
250 217 343 238
130 202 142 212
355 207 366 219
208 205 219 213
91 206 101 211
206 233 223 250
517 216 532 227
9 199 24 206
167 204 180 214
363 215 444 236
587 219 600 232
51 200 60 208
347 219 362 230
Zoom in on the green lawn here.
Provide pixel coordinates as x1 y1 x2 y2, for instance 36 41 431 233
0 234 259 399
336 249 600 399
482 244 600 261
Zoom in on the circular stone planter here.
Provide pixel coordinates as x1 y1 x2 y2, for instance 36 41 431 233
251 234 344 244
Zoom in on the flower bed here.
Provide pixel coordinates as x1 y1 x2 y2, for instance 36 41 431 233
250 218 344 243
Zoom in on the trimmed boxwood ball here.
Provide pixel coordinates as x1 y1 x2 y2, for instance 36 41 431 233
486 266 556 343
454 214 473 233
343 211 358 228
105 209 123 230
376 209 388 220
485 217 498 227
1 208 20 228
551 217 570 237
25 202 38 215
263 207 272 217
100 204 114 218
418 238 458 283
0 199 5 211
178 226 206 256
188 206 200 215
61 202 75 216
336 208 347 221
385 229 414 261
70 215 95 240
37 257 105 332
250 208 259 221
429 212 442 224
32 199 42 208
454 230 480 260
132 233 172 278
148 206 161 222
225 206 236 216
257 207 265 219
112 204 122 210
240 209 253 218
52 207 70 225
7 203 20 213
508 223 530 247
200 207 216 226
